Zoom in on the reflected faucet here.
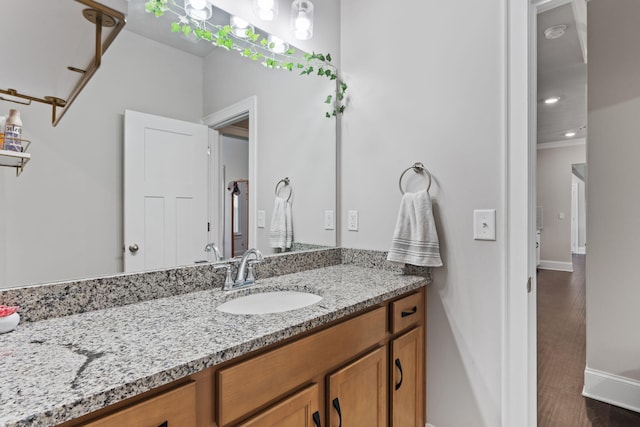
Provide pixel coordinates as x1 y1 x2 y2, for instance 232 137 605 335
234 248 263 287
204 243 222 262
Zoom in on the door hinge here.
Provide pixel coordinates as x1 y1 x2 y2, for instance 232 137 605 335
527 276 532 293
207 222 210 232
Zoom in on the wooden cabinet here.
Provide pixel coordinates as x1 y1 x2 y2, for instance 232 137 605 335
327 347 388 427
391 327 424 427
61 288 426 427
81 382 196 427
237 384 321 427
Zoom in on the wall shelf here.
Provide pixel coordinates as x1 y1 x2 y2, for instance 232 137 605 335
0 139 32 176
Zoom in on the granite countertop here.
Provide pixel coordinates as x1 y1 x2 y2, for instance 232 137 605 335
0 264 427 427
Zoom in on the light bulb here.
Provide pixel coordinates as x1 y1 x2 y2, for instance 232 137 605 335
184 0 212 20
295 13 311 31
290 0 313 40
254 0 278 21
231 16 253 38
565 132 576 137
268 35 289 54
188 0 207 10
544 97 560 104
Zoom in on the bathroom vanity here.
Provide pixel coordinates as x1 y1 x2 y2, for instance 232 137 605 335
0 255 428 427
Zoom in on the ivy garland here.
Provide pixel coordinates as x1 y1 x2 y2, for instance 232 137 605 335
144 0 347 117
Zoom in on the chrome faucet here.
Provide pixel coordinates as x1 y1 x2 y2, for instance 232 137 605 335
233 248 263 288
204 242 222 262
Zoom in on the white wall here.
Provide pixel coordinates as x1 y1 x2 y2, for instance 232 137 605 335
0 30 203 288
536 144 586 266
341 1 505 425
203 48 337 254
585 0 640 408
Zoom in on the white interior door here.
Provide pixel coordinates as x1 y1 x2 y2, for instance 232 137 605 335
124 110 209 272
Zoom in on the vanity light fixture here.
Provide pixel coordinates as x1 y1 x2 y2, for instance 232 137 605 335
254 0 278 21
565 131 576 137
230 15 254 38
544 97 560 104
268 35 289 54
544 24 566 40
290 0 314 40
184 0 212 21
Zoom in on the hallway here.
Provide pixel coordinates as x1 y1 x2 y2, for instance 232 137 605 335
537 254 640 426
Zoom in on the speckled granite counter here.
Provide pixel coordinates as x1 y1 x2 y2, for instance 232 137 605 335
0 264 428 427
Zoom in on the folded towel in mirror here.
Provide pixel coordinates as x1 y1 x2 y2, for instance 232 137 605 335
269 196 293 249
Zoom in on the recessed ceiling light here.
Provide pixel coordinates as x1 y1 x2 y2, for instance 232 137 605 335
544 25 567 40
544 97 560 104
565 131 576 137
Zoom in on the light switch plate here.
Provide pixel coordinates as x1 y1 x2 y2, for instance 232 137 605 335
257 210 265 228
473 209 496 241
325 210 334 230
348 210 359 231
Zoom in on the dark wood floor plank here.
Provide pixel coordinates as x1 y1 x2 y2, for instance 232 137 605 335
537 254 640 426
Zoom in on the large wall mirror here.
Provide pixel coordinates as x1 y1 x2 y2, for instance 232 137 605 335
0 0 337 289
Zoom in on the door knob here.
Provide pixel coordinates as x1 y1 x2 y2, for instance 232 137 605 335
129 243 139 253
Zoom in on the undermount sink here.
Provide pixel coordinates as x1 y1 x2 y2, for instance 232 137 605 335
216 290 323 315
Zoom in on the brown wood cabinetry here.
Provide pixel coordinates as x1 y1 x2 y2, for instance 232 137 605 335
236 384 321 427
328 347 388 427
391 327 425 427
60 288 426 427
81 382 196 427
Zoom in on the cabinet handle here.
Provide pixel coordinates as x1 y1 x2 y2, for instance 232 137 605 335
313 410 322 427
401 306 418 317
158 422 168 427
332 397 342 427
395 358 404 391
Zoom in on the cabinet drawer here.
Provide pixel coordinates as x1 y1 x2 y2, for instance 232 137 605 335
390 291 424 334
82 382 196 427
217 307 386 426
237 384 320 427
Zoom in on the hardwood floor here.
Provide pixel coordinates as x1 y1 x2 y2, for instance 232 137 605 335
537 254 640 426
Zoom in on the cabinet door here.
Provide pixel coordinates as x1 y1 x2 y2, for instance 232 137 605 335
82 382 196 427
328 347 387 427
391 327 424 427
237 384 321 427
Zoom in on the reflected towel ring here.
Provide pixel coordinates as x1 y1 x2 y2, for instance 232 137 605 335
275 177 292 201
398 162 432 195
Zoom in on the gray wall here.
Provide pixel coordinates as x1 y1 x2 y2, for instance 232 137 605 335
536 144 586 266
0 30 203 288
341 0 505 425
587 0 640 389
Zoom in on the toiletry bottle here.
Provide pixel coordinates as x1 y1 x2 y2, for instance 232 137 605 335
0 115 5 150
4 109 22 152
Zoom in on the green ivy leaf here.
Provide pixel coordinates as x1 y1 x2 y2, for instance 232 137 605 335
285 48 296 55
182 25 192 36
171 22 180 33
330 74 337 80
341 82 348 92
339 105 346 114
326 112 331 118
296 63 305 69
325 95 333 104
260 38 269 46
325 70 332 77
283 62 294 71
326 53 332 62
317 67 325 76
241 48 252 57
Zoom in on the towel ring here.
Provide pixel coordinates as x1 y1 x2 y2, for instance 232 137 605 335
398 162 432 195
275 177 292 201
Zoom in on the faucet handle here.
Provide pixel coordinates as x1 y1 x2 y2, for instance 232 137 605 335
213 264 235 290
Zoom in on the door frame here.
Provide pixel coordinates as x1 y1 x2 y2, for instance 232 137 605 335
506 1 572 426
203 96 258 253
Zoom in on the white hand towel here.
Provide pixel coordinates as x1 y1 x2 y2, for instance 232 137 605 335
269 197 293 249
386 189 442 267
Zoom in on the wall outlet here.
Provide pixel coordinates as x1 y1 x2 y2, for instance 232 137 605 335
257 210 265 228
348 210 359 231
473 209 496 241
325 210 334 230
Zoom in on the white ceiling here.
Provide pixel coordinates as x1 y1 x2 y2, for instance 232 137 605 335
537 3 587 144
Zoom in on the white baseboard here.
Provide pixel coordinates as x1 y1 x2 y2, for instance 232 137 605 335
426 424 436 427
537 260 574 272
583 367 640 413
573 246 586 255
